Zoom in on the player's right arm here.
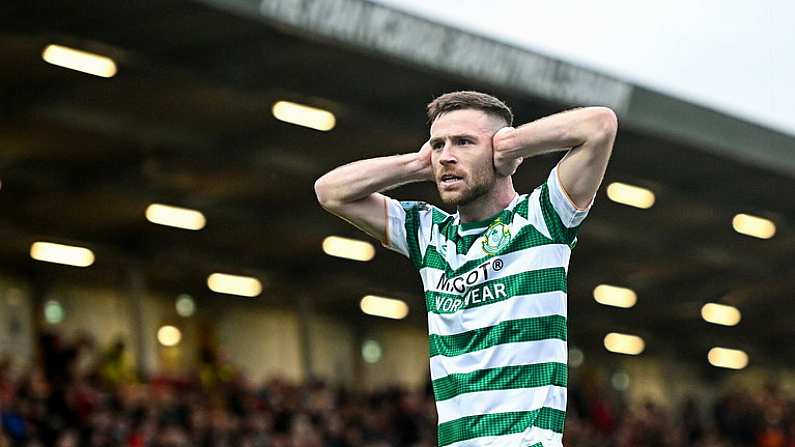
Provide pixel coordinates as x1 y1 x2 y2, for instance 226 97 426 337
314 143 433 243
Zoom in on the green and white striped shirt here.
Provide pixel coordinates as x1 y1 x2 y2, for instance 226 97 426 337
385 166 592 447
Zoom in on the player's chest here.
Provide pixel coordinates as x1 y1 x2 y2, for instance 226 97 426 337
434 218 515 260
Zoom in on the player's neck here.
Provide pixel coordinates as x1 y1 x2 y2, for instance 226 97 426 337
457 177 517 223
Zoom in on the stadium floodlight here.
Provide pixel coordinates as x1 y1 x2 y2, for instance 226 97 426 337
606 182 655 209
322 236 375 261
708 347 748 370
42 44 117 78
272 100 336 131
603 332 645 355
145 203 206 230
360 295 409 319
30 241 95 267
207 273 262 297
157 325 182 347
593 284 637 308
732 213 775 239
701 303 741 326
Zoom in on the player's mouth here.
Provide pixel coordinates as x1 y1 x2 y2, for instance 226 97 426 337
439 173 464 188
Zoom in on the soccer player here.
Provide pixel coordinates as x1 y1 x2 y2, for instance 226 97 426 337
314 91 617 447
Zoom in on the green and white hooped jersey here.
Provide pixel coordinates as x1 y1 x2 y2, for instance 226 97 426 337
384 166 592 447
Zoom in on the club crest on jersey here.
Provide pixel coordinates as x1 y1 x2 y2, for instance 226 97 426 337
482 218 511 255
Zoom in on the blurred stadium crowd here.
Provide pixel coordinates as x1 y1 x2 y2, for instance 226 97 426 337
1 334 794 447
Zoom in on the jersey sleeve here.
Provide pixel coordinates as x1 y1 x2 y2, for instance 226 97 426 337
383 198 432 269
535 164 595 247
383 198 410 258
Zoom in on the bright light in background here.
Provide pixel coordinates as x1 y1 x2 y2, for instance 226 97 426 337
44 300 65 324
604 332 645 355
611 370 630 391
708 347 749 370
207 273 262 297
568 346 584 368
362 339 383 363
732 213 776 239
701 303 741 326
360 295 409 319
322 236 375 261
272 101 336 131
175 294 196 317
606 182 655 209
157 325 182 347
145 204 206 230
30 242 95 267
42 44 117 78
593 284 637 308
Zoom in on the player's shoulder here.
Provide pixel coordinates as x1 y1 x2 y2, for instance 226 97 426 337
398 200 451 216
398 200 431 212
504 192 533 220
398 201 455 230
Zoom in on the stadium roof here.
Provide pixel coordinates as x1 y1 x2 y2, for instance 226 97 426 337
1 0 793 369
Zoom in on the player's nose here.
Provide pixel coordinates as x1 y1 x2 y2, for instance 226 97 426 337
439 142 457 164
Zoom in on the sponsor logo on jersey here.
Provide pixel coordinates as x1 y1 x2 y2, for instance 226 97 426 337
433 259 507 312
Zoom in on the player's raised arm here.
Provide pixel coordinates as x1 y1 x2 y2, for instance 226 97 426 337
492 106 618 209
314 143 433 243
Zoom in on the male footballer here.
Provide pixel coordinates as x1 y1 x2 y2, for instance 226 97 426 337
315 91 617 446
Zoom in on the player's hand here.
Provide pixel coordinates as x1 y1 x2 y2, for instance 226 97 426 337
493 127 523 177
416 140 434 181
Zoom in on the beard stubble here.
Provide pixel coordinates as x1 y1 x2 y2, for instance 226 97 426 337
437 167 495 207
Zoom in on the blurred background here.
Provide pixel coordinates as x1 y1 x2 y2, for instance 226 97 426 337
0 1 793 446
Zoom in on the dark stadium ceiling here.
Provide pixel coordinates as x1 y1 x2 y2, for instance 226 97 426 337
1 0 793 369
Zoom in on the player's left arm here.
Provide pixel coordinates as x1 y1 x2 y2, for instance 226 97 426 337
492 107 618 209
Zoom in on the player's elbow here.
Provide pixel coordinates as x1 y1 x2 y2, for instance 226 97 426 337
588 107 618 142
314 176 341 211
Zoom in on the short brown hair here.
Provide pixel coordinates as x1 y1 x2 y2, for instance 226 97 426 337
426 91 513 127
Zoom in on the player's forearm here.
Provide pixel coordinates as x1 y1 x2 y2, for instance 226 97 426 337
314 152 430 208
496 107 618 160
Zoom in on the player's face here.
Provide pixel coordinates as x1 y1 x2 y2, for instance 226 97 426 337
429 109 501 207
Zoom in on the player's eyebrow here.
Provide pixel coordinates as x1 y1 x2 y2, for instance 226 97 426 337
429 133 479 146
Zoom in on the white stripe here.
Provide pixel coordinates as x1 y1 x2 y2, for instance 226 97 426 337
527 187 552 240
524 426 564 447
436 385 567 424
452 194 524 235
428 291 567 336
417 208 434 259
425 186 561 271
433 222 533 269
444 432 525 447
431 196 558 270
384 199 410 258
442 427 563 447
457 225 489 237
430 339 567 380
420 244 570 293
